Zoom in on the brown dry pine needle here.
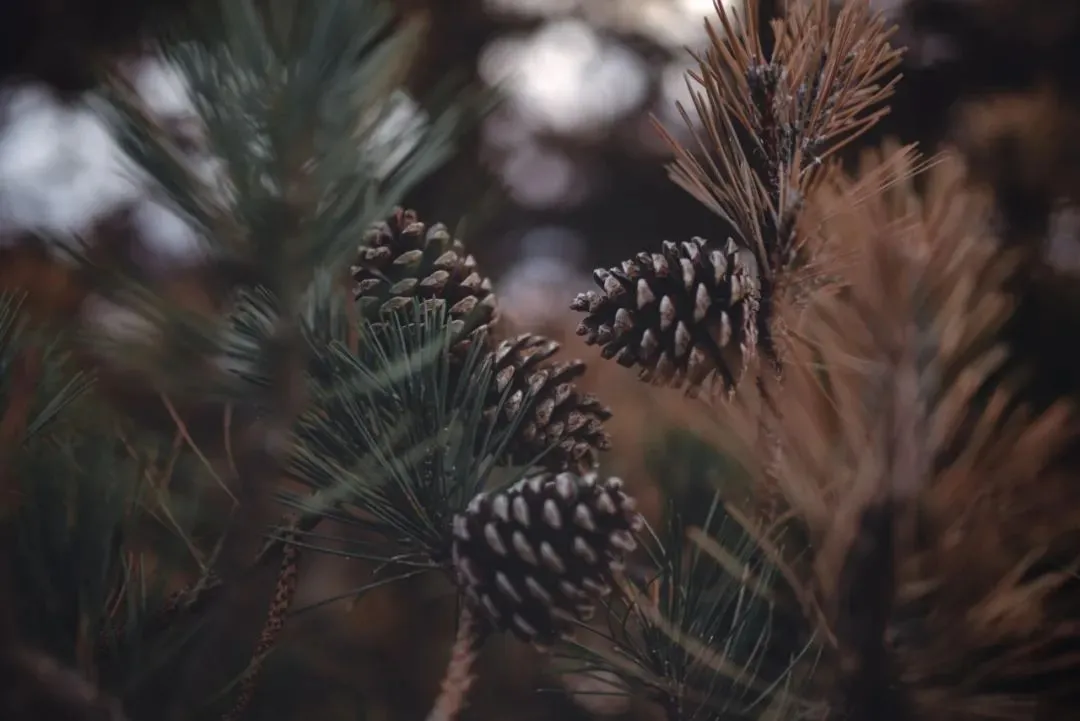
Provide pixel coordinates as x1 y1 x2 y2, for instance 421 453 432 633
572 0 904 397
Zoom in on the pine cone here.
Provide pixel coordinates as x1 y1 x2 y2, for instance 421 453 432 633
485 334 612 473
570 236 760 396
451 472 642 646
353 208 498 336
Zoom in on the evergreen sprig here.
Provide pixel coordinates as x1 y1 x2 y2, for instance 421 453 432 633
101 0 464 286
556 433 820 721
0 293 95 448
286 301 539 567
0 290 228 719
13 2 483 717
69 0 476 430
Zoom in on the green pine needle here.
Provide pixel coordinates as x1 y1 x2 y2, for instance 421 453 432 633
9 422 215 684
1 292 238 708
556 434 823 721
286 301 536 566
97 0 468 288
0 292 95 441
61 0 480 423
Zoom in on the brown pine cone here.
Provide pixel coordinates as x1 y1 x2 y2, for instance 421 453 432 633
484 334 612 474
451 471 642 646
570 236 760 396
353 208 498 339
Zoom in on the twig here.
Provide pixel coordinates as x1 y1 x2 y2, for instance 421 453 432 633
424 607 480 721
100 511 321 652
219 526 302 721
160 393 238 504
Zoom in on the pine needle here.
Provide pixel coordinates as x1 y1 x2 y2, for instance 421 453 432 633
658 0 903 281
709 145 1080 720
648 0 904 384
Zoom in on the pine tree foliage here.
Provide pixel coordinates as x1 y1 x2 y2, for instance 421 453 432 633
346 206 613 474
283 298 615 569
667 148 1080 721
755 146 1013 536
0 294 94 456
349 208 612 473
6 0 1080 720
64 0 478 451
572 0 903 396
788 148 1080 721
559 133 1078 721
286 302 526 563
2 0 494 717
0 290 236 721
556 487 821 721
104 0 462 284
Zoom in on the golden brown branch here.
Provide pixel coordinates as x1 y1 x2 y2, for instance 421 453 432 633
660 0 904 281
714 145 1080 721
620 0 907 395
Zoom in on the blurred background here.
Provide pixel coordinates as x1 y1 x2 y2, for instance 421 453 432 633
2 0 1078 718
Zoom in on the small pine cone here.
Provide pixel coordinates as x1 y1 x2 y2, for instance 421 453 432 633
353 208 498 335
485 333 612 473
451 472 642 646
570 236 760 395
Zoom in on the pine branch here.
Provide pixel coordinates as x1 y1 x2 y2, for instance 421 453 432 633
100 0 465 289
352 207 611 472
558 488 819 721
654 0 903 378
63 0 477 432
424 607 480 721
573 146 1031 721
219 525 301 721
68 3 478 713
286 302 536 564
4 7 489 721
662 0 902 274
712 147 1080 720
2 398 244 721
570 0 904 398
0 289 247 721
